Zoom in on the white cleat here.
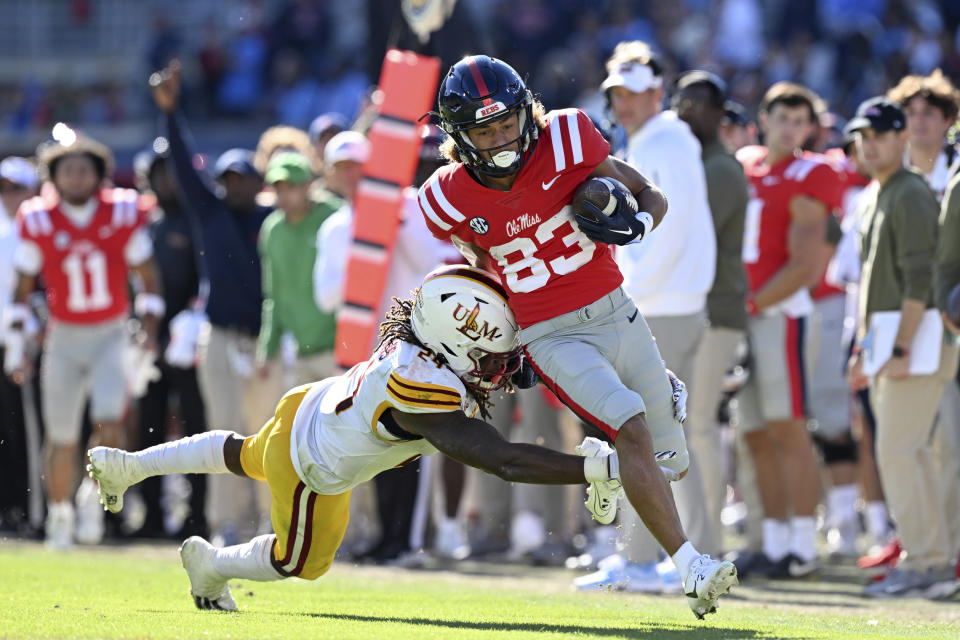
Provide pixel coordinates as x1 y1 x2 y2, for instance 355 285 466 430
45 502 75 551
86 446 143 514
684 555 738 620
584 479 621 525
179 536 237 611
75 477 105 544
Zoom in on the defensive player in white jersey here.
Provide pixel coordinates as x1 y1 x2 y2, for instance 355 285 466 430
86 265 629 611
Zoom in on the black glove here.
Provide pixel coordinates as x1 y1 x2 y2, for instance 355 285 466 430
511 356 538 389
574 188 653 246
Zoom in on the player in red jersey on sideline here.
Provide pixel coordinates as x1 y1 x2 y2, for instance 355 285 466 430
731 82 845 578
418 55 737 618
2 127 163 549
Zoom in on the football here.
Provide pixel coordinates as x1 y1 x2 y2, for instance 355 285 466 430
947 283 960 327
571 177 637 222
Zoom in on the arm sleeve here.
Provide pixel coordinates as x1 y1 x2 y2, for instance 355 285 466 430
417 179 455 241
257 225 281 359
13 238 42 276
386 362 465 415
935 175 960 310
893 181 939 303
574 110 611 169
163 112 220 213
313 208 351 312
802 163 846 212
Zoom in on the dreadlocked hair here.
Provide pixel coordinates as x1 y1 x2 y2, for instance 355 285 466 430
376 295 508 420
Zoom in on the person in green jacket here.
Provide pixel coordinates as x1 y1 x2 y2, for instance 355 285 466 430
257 152 342 386
845 97 960 599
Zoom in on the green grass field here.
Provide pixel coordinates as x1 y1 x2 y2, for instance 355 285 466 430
1 541 958 639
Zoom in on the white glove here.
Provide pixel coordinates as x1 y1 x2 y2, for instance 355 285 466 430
126 343 161 398
2 303 37 378
165 309 207 368
576 437 622 524
665 368 687 423
3 329 26 376
655 450 682 482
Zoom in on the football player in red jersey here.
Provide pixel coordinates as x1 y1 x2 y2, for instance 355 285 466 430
418 55 737 618
2 128 163 549
732 82 845 578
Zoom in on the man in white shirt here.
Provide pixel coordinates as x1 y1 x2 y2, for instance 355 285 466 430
575 42 717 594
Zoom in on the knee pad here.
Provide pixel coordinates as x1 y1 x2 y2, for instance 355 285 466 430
813 433 858 464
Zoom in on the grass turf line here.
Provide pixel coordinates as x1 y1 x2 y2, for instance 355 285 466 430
0 542 958 639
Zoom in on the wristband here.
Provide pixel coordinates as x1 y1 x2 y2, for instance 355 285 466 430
745 298 759 316
625 212 655 246
892 345 910 359
135 293 166 318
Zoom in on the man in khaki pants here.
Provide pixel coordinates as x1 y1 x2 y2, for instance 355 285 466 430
846 96 960 599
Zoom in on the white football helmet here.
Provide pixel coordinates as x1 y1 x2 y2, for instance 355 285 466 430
411 265 521 391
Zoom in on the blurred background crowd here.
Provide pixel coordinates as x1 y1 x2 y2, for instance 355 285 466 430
1 0 960 602
2 0 960 160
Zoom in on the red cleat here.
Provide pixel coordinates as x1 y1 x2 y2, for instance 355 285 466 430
858 539 902 570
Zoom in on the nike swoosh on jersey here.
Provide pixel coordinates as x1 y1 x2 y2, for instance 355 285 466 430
541 176 560 190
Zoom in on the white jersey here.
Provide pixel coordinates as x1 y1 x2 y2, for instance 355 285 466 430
289 339 472 495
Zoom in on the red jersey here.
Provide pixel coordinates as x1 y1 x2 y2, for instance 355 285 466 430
810 148 862 300
736 146 845 302
419 109 618 327
17 188 152 324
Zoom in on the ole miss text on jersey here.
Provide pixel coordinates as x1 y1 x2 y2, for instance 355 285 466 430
418 109 620 328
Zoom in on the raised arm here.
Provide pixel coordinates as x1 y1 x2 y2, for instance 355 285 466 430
392 408 608 485
151 61 220 212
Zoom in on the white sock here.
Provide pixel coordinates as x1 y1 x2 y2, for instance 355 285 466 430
827 484 858 526
865 501 890 540
762 519 790 561
670 541 699 582
48 500 74 518
789 516 817 563
133 430 233 479
212 534 284 582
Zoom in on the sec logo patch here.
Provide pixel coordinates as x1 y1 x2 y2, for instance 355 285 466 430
469 217 489 235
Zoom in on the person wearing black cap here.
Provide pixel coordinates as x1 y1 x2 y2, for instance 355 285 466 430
150 61 273 546
845 96 960 599
719 101 757 152
673 70 749 558
132 139 208 539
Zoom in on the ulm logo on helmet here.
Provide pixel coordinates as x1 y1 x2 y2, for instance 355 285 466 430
475 102 506 120
453 303 503 342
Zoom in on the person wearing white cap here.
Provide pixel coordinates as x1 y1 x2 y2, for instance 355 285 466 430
312 131 371 314
0 157 39 533
575 41 717 595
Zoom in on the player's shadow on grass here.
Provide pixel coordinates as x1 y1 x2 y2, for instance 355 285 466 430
298 611 771 638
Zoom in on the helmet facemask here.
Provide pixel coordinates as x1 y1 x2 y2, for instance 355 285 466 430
462 346 523 392
445 96 538 177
